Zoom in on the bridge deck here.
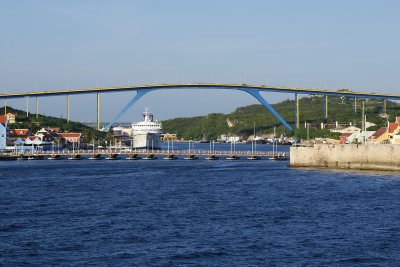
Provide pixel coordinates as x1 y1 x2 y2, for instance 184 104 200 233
1 83 399 100
1 149 288 160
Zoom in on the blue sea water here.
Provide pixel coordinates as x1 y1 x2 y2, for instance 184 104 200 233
1 144 400 266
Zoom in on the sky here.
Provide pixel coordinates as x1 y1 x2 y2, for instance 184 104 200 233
1 0 399 122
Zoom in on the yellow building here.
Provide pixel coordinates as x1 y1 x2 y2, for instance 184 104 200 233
392 133 400 144
161 133 177 141
370 127 389 143
6 113 15 124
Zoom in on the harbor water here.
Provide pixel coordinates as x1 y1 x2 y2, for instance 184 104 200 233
1 143 400 266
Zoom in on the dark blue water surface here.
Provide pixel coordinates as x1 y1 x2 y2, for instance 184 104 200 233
1 147 400 266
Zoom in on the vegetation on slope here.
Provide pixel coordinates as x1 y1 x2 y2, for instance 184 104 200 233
162 95 399 140
1 107 104 142
3 93 398 142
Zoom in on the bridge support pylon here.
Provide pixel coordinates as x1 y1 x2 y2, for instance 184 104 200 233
243 89 293 131
295 93 300 129
382 99 387 116
66 95 70 122
324 95 328 120
26 97 29 117
97 93 100 131
354 97 357 113
36 97 39 118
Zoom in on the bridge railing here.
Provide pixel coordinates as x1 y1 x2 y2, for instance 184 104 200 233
2 147 288 157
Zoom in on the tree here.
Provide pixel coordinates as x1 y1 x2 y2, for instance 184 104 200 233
106 127 114 144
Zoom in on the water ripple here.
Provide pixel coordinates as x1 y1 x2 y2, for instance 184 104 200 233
1 160 400 265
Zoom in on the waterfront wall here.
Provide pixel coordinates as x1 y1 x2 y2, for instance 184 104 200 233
290 144 400 171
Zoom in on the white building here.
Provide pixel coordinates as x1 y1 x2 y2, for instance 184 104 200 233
0 115 8 150
347 131 375 144
219 135 241 143
331 126 361 134
113 126 133 137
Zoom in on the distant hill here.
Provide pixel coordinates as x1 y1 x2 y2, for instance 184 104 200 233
162 96 399 140
1 107 103 142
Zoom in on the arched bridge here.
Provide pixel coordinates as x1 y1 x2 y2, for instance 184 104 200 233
2 83 399 131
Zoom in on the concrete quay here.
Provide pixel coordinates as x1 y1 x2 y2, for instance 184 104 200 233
290 144 400 171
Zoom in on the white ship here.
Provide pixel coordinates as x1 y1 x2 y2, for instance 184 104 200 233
131 109 162 149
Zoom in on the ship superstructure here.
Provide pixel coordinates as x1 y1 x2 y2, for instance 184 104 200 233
131 109 162 149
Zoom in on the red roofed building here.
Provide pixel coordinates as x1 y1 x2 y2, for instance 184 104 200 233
35 128 63 143
48 127 61 132
339 132 353 144
59 133 83 148
9 129 30 136
370 127 388 143
389 121 400 144
388 123 399 134
0 115 7 126
42 133 55 142
387 122 400 143
27 136 37 141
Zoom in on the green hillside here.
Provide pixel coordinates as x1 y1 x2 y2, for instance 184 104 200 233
2 94 397 142
1 107 103 142
162 95 399 140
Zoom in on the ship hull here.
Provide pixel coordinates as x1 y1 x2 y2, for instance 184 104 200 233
133 132 161 149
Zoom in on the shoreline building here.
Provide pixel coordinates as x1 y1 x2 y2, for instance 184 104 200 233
59 133 83 149
0 115 8 150
5 113 15 124
161 133 177 141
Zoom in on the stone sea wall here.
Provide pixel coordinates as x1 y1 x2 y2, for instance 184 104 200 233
290 144 400 171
